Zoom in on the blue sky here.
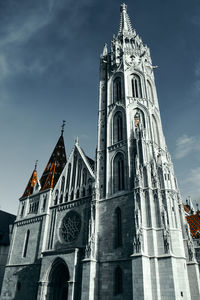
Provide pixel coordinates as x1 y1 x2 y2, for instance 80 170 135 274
0 0 200 214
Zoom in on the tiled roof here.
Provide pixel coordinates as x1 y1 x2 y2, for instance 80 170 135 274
40 135 67 191
21 170 37 198
186 212 200 239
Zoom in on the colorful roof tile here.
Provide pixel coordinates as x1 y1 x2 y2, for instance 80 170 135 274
186 212 200 239
21 169 37 198
40 135 67 191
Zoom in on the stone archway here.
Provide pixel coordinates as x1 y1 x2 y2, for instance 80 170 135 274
48 258 70 300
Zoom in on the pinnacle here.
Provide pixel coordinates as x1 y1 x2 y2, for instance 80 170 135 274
118 3 133 35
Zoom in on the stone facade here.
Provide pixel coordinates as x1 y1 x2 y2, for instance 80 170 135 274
0 210 16 295
1 4 200 300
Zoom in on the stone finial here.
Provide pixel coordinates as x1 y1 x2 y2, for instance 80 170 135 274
61 120 66 136
120 3 127 12
34 160 38 171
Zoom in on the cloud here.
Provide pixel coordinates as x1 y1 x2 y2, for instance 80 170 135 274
180 167 200 204
174 134 200 159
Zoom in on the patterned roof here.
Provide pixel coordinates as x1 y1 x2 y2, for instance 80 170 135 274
186 212 200 239
40 135 67 191
21 169 37 198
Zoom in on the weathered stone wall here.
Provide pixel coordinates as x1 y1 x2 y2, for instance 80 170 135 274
96 193 134 299
1 264 41 300
0 245 9 294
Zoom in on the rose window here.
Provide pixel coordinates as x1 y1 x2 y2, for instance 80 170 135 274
61 211 81 243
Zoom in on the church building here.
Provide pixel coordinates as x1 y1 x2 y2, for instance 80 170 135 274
1 4 200 300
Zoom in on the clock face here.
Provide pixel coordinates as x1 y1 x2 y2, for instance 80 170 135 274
60 211 81 243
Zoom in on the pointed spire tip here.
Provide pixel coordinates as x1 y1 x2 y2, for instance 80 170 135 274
120 3 127 12
34 160 38 171
61 120 66 136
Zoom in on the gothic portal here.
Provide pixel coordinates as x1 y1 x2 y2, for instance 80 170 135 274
1 4 200 300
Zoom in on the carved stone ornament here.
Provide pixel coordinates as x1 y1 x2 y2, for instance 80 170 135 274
85 234 95 258
133 228 143 254
163 229 170 254
60 211 81 243
187 240 195 261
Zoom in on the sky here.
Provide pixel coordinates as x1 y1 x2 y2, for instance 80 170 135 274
0 0 200 214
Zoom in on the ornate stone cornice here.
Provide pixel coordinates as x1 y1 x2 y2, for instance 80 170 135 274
17 215 44 227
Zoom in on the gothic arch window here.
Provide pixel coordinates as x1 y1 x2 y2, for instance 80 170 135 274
76 189 80 199
20 204 25 217
143 167 148 187
61 176 65 193
113 77 122 102
134 109 146 129
66 163 71 190
23 229 30 258
114 266 123 295
152 115 160 145
77 159 82 188
145 191 151 227
147 80 154 103
59 194 63 204
113 152 125 193
115 207 122 247
82 168 87 186
54 189 59 205
88 185 92 195
154 194 161 227
132 74 142 98
113 111 124 143
82 187 86 197
71 154 77 189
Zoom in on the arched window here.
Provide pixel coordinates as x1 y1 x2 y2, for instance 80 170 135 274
71 154 77 189
82 168 87 186
54 190 59 205
113 111 123 143
115 207 122 247
147 80 154 102
114 266 123 295
132 74 142 98
65 192 68 202
152 115 160 145
113 153 125 193
143 167 148 187
59 194 63 203
61 176 65 193
88 185 92 195
76 189 79 199
154 194 161 227
145 191 151 227
66 163 71 190
82 187 86 197
23 229 30 258
77 160 82 188
20 204 25 217
113 77 122 102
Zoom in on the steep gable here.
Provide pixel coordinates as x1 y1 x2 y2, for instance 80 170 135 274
52 142 95 205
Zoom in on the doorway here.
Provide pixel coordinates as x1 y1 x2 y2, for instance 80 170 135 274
48 258 69 300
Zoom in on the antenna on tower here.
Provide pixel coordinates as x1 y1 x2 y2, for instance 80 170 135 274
61 120 66 136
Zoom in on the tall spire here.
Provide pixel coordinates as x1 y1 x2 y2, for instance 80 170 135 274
40 134 67 191
118 3 133 35
21 164 37 198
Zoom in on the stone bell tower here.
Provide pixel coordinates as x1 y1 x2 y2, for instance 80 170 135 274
92 3 200 300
